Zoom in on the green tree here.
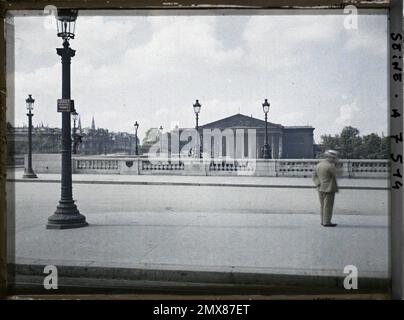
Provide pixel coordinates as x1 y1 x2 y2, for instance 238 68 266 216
320 127 388 159
380 135 389 159
361 133 382 159
339 126 362 159
320 134 340 154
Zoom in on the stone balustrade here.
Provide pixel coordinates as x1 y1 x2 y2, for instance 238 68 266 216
76 158 119 173
276 159 390 178
26 154 390 178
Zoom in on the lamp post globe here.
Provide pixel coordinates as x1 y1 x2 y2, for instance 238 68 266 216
262 99 271 159
262 98 270 114
26 94 34 111
193 99 201 117
56 9 77 41
23 94 38 178
47 9 88 229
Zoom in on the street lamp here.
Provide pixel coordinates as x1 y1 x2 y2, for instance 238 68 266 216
104 131 108 155
111 135 116 154
193 99 202 158
134 121 139 156
23 94 38 178
262 98 271 159
159 125 163 157
72 111 78 154
47 9 87 229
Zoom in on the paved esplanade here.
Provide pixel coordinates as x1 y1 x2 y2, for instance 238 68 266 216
8 169 389 282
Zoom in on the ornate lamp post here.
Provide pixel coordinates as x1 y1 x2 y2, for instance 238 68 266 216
159 125 163 156
262 98 271 159
47 9 87 229
104 131 108 155
72 111 78 155
193 100 202 158
134 121 139 156
23 94 38 178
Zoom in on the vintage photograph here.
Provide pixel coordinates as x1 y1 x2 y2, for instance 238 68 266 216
5 8 393 295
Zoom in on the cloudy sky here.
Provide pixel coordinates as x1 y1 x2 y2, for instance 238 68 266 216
10 11 388 142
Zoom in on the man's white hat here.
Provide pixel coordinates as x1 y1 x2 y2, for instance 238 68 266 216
324 150 339 158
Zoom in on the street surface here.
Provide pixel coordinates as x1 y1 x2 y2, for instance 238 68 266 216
7 170 389 280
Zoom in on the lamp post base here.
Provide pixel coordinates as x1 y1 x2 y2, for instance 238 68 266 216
47 200 88 229
262 144 271 159
23 170 37 179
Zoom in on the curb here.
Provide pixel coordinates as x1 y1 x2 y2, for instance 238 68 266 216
9 263 389 295
7 179 389 190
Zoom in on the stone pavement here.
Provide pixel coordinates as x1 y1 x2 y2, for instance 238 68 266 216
7 171 389 290
13 211 388 279
8 168 388 189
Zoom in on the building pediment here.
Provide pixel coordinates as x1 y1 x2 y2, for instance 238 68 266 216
199 113 283 130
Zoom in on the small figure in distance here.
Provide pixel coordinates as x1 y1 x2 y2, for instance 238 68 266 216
312 150 339 227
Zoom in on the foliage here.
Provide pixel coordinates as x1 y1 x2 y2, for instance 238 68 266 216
319 126 388 159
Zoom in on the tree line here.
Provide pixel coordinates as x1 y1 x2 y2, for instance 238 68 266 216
319 126 389 159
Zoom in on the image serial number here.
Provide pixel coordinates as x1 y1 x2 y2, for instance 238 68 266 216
197 304 250 315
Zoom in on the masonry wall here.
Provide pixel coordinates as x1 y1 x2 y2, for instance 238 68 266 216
282 128 314 159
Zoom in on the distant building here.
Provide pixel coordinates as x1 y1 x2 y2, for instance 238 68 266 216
77 117 138 155
7 122 62 161
143 114 315 159
7 116 139 161
197 114 314 159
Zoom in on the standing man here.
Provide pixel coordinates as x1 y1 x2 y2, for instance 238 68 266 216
312 150 339 227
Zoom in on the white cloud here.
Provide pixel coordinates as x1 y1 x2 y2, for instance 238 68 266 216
242 15 343 71
11 14 388 143
14 63 60 126
123 16 243 77
335 101 360 127
275 111 306 126
343 16 387 56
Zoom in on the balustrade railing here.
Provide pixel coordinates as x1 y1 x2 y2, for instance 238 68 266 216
75 158 119 173
349 159 390 178
209 160 255 172
277 159 319 177
142 159 185 171
29 154 389 178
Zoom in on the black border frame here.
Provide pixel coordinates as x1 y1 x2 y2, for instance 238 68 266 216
0 0 402 300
